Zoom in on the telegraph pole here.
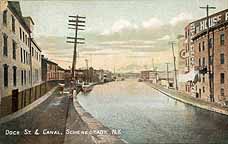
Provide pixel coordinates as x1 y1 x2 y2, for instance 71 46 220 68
200 5 216 102
85 59 89 82
67 15 86 80
166 63 170 86
152 58 155 70
169 41 178 90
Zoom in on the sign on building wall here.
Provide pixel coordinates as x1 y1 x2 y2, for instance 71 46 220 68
190 10 228 37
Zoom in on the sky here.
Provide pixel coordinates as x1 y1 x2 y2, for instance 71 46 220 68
18 0 228 72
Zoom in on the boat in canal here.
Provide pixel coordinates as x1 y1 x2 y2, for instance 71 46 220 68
82 82 93 93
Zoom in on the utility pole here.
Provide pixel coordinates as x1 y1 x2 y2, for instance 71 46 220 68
169 41 178 90
85 59 89 82
166 63 170 88
90 54 92 68
67 15 86 80
200 5 216 102
152 58 155 70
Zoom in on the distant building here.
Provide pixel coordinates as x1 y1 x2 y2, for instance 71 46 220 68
140 70 151 81
41 56 64 82
140 70 174 88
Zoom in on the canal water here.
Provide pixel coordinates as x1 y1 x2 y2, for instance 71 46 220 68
77 79 228 144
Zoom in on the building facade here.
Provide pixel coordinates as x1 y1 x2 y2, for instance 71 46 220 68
0 1 45 117
41 56 65 82
181 9 228 104
31 39 42 86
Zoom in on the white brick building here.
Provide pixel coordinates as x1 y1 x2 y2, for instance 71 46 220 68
0 0 42 116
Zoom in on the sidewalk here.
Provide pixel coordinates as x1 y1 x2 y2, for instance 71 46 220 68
146 82 228 116
0 90 68 144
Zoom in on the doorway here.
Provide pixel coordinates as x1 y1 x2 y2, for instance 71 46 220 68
12 89 19 112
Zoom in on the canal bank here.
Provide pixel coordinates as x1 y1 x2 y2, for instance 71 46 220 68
146 82 228 116
64 89 127 144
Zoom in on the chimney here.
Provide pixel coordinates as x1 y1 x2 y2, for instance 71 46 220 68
24 16 35 37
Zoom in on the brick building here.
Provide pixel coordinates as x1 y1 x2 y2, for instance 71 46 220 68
182 9 228 104
41 56 65 82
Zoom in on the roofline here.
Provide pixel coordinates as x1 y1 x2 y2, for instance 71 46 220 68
24 16 35 25
31 38 42 52
189 8 228 25
7 2 31 34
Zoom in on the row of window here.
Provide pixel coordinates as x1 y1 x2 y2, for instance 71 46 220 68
3 64 30 88
32 47 41 62
198 73 225 84
3 10 29 46
198 53 224 66
3 10 15 33
19 27 29 46
3 33 32 65
198 33 225 52
20 48 30 65
198 57 206 67
3 33 30 64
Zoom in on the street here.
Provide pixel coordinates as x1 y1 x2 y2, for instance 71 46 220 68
0 90 68 144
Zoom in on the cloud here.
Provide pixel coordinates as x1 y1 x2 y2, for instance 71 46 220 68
169 12 193 26
157 35 170 41
101 19 138 35
99 40 155 46
142 18 163 29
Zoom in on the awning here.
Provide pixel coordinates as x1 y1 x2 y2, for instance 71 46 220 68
178 70 199 83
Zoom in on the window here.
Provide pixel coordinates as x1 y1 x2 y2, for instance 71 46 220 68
26 52 28 64
209 56 213 65
202 41 205 51
221 73 225 84
221 53 225 64
209 38 213 48
203 74 205 83
3 10 7 25
202 57 205 66
20 28 22 40
3 34 8 56
13 40 16 59
21 70 23 85
28 70 31 84
23 50 26 64
25 52 27 64
13 66 17 86
24 70 26 85
32 47 34 56
199 58 201 66
3 64 8 87
221 88 225 96
25 35 27 44
23 32 25 42
27 38 30 46
203 87 205 93
220 33 225 46
12 16 15 32
199 43 201 52
21 48 23 63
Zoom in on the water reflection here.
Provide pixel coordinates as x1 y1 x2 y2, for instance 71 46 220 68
78 79 228 144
